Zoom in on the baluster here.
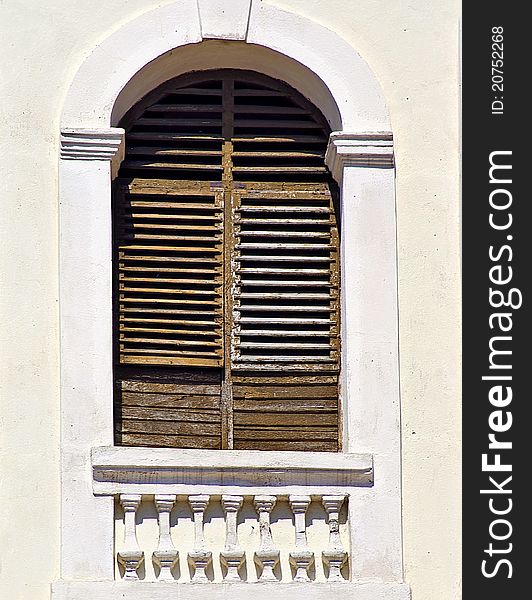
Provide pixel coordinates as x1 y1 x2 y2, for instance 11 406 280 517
117 494 144 580
321 495 348 582
289 495 314 582
152 494 178 581
220 495 245 581
253 495 279 582
187 495 212 583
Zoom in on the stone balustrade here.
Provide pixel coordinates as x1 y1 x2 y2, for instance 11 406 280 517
115 492 348 583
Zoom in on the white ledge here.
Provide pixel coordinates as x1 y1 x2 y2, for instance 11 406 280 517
60 127 125 161
52 581 410 600
325 132 394 181
91 446 373 496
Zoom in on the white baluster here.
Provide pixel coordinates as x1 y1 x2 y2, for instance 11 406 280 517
253 495 279 582
220 495 245 581
187 495 212 583
152 494 178 581
117 494 144 580
321 495 348 582
289 495 314 582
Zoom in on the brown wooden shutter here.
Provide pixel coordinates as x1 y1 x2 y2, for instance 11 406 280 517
114 70 340 451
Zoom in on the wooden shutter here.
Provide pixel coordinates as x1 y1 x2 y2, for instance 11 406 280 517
115 181 224 367
114 70 340 451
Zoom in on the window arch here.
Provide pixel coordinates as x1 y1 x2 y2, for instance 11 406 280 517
113 69 341 451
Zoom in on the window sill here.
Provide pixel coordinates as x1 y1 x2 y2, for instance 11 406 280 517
91 446 373 496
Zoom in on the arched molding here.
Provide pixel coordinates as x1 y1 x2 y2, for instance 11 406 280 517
61 0 390 134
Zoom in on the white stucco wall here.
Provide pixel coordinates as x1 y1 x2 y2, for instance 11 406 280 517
0 1 460 599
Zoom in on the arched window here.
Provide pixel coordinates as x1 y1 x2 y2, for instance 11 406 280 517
113 69 341 451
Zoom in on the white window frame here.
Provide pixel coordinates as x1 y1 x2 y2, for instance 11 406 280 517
55 1 406 597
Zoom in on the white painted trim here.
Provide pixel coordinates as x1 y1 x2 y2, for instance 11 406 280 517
60 128 125 161
91 446 373 496
51 581 411 600
61 1 389 132
57 0 405 593
325 132 395 181
60 127 125 178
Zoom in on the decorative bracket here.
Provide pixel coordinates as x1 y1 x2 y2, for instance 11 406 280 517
325 132 394 182
60 127 125 178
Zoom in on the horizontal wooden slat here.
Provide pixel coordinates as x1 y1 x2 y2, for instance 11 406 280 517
233 440 336 452
232 134 326 143
234 105 310 114
136 117 222 127
120 297 220 305
126 147 223 156
121 395 220 410
232 151 323 159
234 119 320 129
119 255 220 263
128 132 223 142
168 88 223 95
120 381 221 394
147 104 224 112
119 276 221 286
119 245 221 253
121 419 221 436
237 219 331 225
238 282 331 288
120 356 223 366
236 305 334 312
120 307 220 315
233 412 337 426
237 243 334 250
237 268 329 274
120 317 220 326
119 288 220 297
120 433 221 449
123 406 221 422
232 166 327 173
120 380 220 396
238 206 329 213
232 89 286 96
121 222 221 232
120 327 220 337
233 385 337 399
121 213 221 222
120 336 220 347
232 356 336 363
234 428 337 441
238 317 335 324
237 330 331 337
237 292 332 299
122 161 223 171
231 374 337 385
